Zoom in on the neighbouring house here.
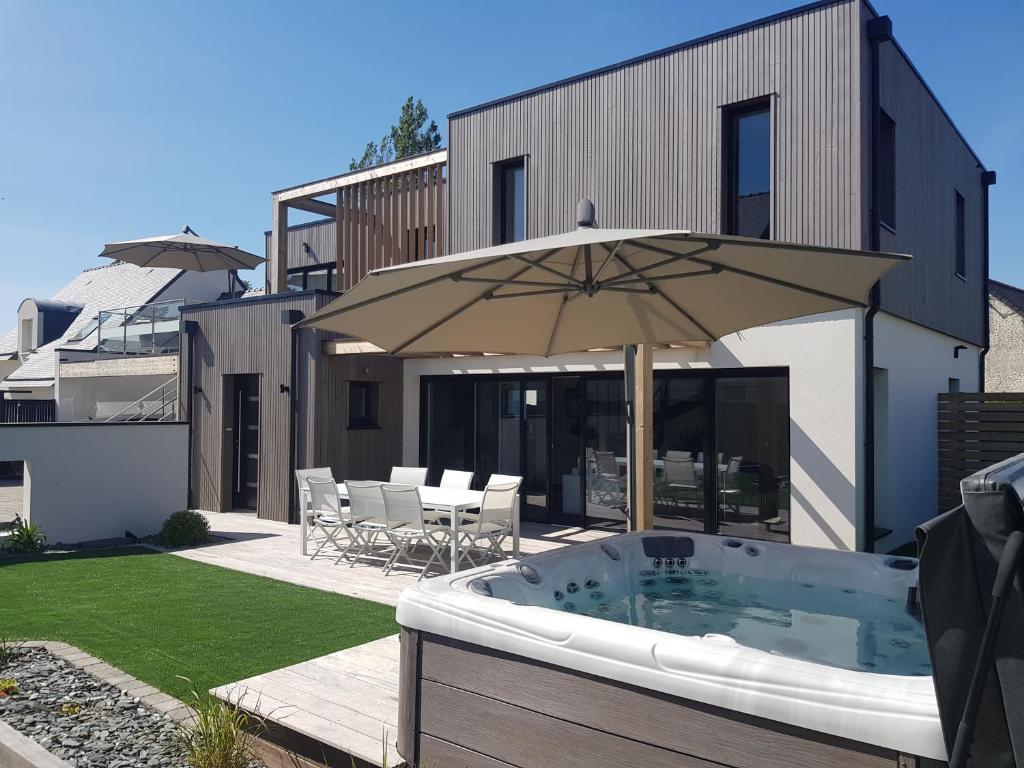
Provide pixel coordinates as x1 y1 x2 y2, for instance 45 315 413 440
986 279 1024 392
189 0 992 555
0 260 234 421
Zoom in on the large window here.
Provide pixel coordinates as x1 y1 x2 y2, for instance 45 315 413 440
724 101 772 239
495 158 525 244
420 369 790 542
954 190 966 278
879 110 896 230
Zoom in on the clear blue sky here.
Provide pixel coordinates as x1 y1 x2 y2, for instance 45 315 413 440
1 0 1021 319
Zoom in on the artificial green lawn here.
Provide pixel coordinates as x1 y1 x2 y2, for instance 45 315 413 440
0 547 397 701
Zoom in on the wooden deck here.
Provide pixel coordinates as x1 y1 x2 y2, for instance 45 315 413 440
211 636 404 768
193 512 617 766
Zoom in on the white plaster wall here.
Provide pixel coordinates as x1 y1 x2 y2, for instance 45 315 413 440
872 311 980 550
0 422 188 543
0 359 20 384
16 301 39 354
402 309 862 551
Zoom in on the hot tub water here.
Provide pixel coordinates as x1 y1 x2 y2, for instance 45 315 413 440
546 566 931 676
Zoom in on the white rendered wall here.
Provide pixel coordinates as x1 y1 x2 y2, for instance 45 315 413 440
0 422 188 544
403 309 862 551
872 311 980 550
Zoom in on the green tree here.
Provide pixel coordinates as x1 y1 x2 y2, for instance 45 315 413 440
349 97 442 171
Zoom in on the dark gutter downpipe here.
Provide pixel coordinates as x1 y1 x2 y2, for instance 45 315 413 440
183 320 197 509
283 309 305 524
864 15 892 553
979 170 997 391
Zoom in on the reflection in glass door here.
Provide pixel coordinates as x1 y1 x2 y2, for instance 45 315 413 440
714 376 790 542
551 376 585 526
584 378 628 529
521 380 548 521
652 378 706 532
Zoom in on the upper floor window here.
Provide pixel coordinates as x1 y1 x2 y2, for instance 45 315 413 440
496 158 525 244
879 110 896 230
954 190 966 279
724 101 772 239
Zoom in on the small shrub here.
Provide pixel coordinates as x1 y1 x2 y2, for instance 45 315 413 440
0 678 19 696
57 702 82 717
159 511 210 548
176 680 262 768
6 520 45 554
0 638 21 669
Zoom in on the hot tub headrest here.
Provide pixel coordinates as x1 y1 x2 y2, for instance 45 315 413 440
642 536 695 559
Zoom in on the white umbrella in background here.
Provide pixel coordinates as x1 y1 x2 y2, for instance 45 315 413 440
99 226 264 297
299 200 909 527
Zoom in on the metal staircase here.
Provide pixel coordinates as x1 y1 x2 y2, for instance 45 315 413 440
103 376 179 422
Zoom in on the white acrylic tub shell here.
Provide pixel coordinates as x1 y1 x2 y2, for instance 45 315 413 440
397 532 945 760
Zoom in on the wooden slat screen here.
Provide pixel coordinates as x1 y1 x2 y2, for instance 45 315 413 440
334 161 446 291
938 393 1024 514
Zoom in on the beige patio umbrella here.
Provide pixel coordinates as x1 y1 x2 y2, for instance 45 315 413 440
299 202 909 525
99 226 264 297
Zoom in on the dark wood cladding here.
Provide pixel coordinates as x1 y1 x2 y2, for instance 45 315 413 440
447 0 986 345
875 28 986 345
183 292 403 522
314 352 404 484
447 1 862 253
401 631 932 768
938 393 1024 515
265 219 338 271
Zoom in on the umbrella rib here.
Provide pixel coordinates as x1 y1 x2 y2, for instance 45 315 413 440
607 267 720 286
455 277 576 289
592 240 625 283
302 253 514 322
543 244 584 356
390 251 565 354
613 251 715 339
600 243 719 287
687 256 867 307
483 287 577 300
509 253 584 287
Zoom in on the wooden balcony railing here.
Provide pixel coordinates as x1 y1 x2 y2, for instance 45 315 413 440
269 150 447 293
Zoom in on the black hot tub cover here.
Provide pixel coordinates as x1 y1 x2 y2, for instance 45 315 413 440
917 453 1024 768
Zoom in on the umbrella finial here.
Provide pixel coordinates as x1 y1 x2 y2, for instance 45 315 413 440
182 225 198 236
576 198 596 229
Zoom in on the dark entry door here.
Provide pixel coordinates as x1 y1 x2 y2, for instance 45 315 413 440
231 375 260 510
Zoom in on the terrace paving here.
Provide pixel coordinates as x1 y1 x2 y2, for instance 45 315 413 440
193 511 617 767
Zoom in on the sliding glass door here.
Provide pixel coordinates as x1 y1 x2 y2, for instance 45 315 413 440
420 368 790 542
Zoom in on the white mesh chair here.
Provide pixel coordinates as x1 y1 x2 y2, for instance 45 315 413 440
390 466 428 486
306 478 352 560
344 481 391 567
458 480 521 567
657 458 699 508
664 450 693 461
439 469 474 490
295 467 337 555
380 485 451 579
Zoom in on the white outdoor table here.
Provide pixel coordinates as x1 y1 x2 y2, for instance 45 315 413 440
336 484 517 573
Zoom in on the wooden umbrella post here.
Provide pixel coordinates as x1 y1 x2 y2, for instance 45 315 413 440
634 343 655 530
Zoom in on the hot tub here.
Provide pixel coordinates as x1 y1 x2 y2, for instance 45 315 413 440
397 532 946 768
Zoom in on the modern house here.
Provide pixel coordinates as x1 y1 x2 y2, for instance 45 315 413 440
0 260 232 420
191 0 992 555
986 279 1024 392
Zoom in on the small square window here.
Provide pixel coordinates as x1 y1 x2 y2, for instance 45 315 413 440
348 381 380 429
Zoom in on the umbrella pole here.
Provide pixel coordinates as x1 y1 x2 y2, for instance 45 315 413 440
624 345 637 532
